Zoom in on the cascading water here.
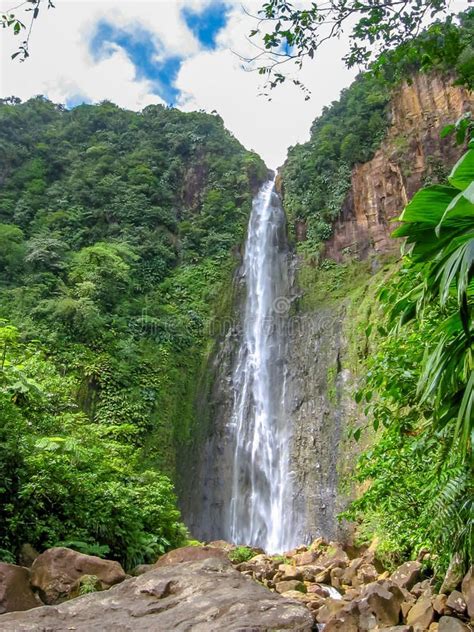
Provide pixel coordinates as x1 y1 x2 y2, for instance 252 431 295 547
226 178 294 552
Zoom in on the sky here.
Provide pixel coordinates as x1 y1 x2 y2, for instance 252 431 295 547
0 0 467 168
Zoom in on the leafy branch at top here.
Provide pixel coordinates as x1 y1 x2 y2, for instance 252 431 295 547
1 0 55 61
245 1 472 96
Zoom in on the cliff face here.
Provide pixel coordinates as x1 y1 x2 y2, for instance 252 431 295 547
325 74 473 260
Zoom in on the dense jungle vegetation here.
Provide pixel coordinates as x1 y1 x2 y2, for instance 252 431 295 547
279 15 473 575
281 10 474 255
0 97 267 567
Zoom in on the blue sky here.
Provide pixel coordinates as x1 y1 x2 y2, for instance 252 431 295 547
0 0 361 168
89 2 230 105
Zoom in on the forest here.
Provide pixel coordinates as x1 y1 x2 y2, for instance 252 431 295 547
0 97 266 567
0 2 472 629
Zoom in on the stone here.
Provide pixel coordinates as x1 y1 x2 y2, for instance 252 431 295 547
358 580 405 628
0 563 42 614
342 557 364 585
433 593 448 615
309 537 328 551
280 590 319 604
353 563 379 587
391 561 422 591
411 579 432 598
438 616 471 632
429 624 439 632
307 583 330 597
324 609 360 632
330 566 344 589
275 580 306 594
406 597 434 630
299 564 327 582
206 540 235 551
0 557 314 631
155 545 226 567
18 544 39 568
131 564 155 576
461 566 474 619
236 554 277 581
445 590 467 615
278 563 304 581
319 544 350 568
30 547 126 604
294 550 320 566
440 554 464 595
316 598 347 623
378 627 413 632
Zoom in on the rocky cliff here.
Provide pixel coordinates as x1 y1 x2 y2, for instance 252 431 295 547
325 73 473 261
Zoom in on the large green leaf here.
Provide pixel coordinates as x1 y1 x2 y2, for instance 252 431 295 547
399 185 459 225
449 149 474 191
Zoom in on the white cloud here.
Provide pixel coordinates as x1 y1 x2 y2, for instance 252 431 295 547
0 0 469 169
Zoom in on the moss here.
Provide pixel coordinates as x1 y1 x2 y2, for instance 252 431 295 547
228 546 254 564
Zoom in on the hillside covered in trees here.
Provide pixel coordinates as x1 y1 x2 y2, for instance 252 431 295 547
0 97 267 567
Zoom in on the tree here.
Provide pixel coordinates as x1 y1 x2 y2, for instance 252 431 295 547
1 0 54 61
247 2 473 96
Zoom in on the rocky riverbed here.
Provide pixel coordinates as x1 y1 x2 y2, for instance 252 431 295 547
0 539 472 631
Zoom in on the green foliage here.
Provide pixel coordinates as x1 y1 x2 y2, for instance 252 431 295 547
0 97 266 567
282 74 389 255
228 546 255 564
0 324 187 568
251 3 472 95
280 14 472 258
345 124 473 577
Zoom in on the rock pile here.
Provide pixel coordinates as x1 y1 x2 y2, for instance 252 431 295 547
230 538 473 631
0 540 472 631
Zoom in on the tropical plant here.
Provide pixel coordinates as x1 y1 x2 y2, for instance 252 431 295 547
390 113 474 460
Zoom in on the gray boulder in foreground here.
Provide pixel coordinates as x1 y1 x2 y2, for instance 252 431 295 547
0 557 314 631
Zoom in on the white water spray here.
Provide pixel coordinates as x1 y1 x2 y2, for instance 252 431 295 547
227 179 293 552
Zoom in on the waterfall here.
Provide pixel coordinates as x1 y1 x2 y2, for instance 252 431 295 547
226 178 293 552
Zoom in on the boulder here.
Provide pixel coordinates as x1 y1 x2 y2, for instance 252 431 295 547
438 616 471 632
0 563 42 614
316 597 347 623
30 547 125 604
275 579 306 594
406 596 434 630
391 561 422 591
440 554 464 595
411 579 433 598
294 550 319 566
206 540 235 552
461 566 474 619
324 608 360 632
353 563 379 587
155 545 226 567
298 564 329 582
307 583 331 597
433 593 448 615
130 564 155 576
358 580 405 628
278 563 303 581
0 557 314 631
330 566 344 589
445 590 467 615
319 544 350 568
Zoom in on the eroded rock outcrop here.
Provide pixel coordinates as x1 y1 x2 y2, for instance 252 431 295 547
0 564 42 614
30 547 126 604
0 557 314 631
325 73 474 261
